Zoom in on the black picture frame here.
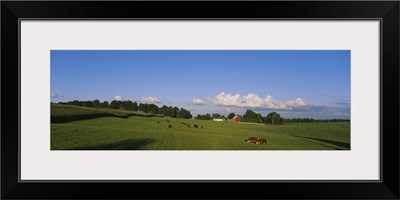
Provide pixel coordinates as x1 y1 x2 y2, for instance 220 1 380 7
2 1 399 199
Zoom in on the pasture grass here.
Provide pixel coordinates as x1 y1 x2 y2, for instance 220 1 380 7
51 105 350 150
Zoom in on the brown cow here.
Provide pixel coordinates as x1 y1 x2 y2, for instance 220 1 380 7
181 122 187 125
245 137 257 143
256 139 267 145
168 124 172 128
187 125 191 128
200 126 204 129
193 124 198 128
166 119 171 123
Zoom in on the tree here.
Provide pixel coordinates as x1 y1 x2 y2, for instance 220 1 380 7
257 113 264 123
100 101 109 108
244 109 257 119
92 99 100 108
159 105 169 116
212 113 221 119
196 113 212 120
266 112 283 125
172 107 179 118
109 100 118 109
116 101 124 110
81 101 92 107
227 113 236 119
132 102 138 112
147 104 159 114
124 100 133 111
139 103 146 112
71 100 80 106
178 108 192 119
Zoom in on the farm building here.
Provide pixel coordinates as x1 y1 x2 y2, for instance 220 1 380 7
213 118 224 122
227 116 241 123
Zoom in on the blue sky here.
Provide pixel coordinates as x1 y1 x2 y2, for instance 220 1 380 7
51 50 350 119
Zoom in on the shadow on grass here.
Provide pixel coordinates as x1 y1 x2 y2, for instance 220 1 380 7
293 136 350 150
69 138 157 150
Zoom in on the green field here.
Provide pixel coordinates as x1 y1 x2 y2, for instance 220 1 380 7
51 105 350 150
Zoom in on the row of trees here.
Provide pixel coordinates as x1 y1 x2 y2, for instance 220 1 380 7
196 113 212 120
55 100 192 119
54 100 348 124
242 110 284 125
196 113 227 120
195 110 283 125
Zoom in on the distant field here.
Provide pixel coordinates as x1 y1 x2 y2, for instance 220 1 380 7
51 105 350 150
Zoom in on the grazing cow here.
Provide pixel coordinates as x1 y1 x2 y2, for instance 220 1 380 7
181 122 187 125
187 125 191 128
168 124 172 128
193 124 198 128
200 126 204 129
157 121 159 124
256 139 267 145
245 137 257 143
166 119 171 123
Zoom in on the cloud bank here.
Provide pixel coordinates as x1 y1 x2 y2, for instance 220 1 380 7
51 94 60 98
192 98 205 105
207 92 305 110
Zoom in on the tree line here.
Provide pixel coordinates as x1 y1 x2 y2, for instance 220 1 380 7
196 109 349 125
54 100 192 119
53 100 349 124
195 109 283 125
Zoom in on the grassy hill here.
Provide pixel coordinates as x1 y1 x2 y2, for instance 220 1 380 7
51 104 160 123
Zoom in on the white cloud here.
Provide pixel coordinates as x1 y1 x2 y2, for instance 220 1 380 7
51 94 59 98
192 98 205 105
207 92 306 110
139 96 161 103
114 95 123 101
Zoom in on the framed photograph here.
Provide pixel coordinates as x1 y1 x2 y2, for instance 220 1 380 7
2 1 399 199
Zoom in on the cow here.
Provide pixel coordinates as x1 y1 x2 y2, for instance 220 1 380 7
157 121 159 124
168 124 172 128
245 137 257 143
166 119 171 123
181 122 187 125
187 125 191 128
256 139 267 145
193 124 198 128
200 126 204 129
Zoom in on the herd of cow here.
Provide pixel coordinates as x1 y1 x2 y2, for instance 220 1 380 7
180 121 204 129
159 119 267 145
245 137 267 145
159 119 204 129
